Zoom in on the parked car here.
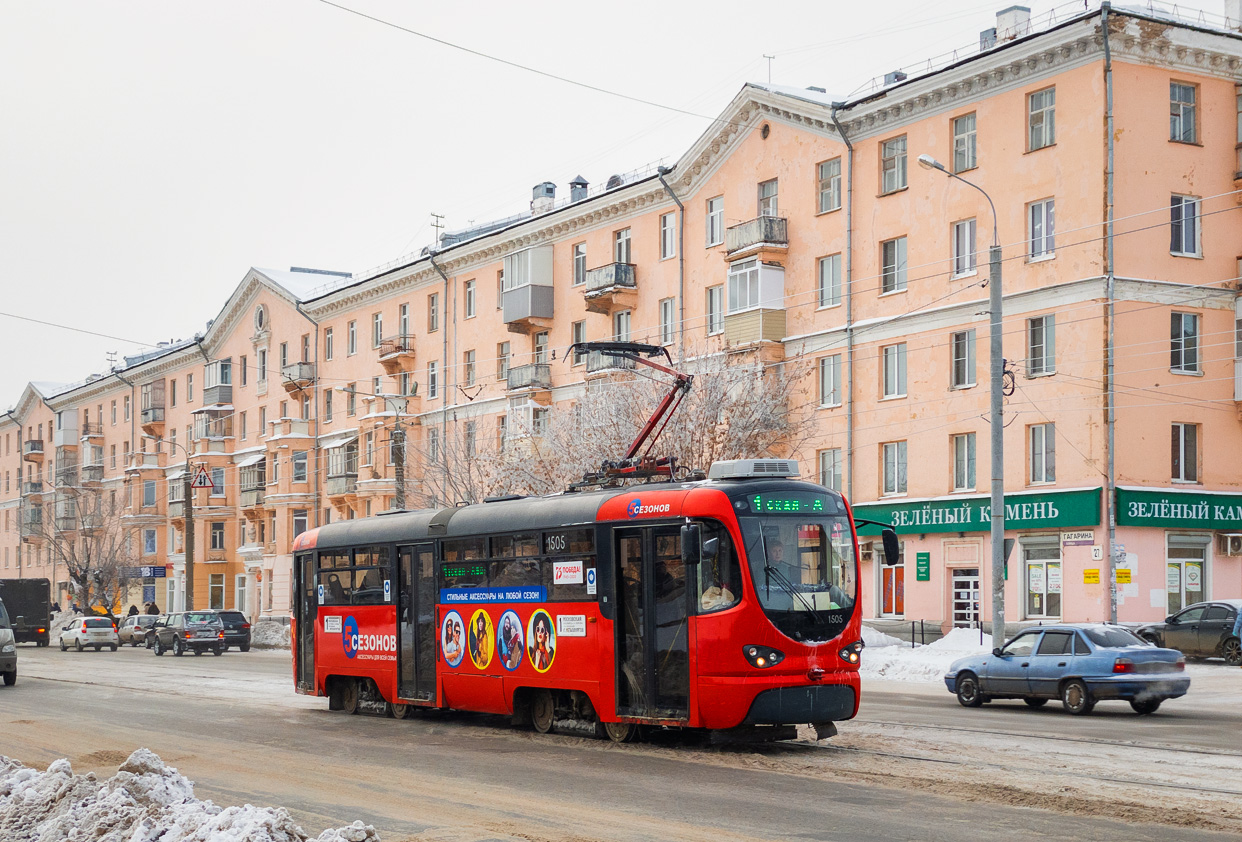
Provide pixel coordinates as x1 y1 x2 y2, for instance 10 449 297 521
209 610 252 652
944 624 1188 715
1134 600 1242 665
58 617 119 652
0 597 17 686
149 611 225 656
118 615 157 647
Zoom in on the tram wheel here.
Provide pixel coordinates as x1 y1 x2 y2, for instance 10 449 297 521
600 721 638 743
341 679 360 715
388 702 412 720
531 689 555 734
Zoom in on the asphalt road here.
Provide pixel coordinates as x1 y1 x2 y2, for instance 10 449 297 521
1 643 1236 842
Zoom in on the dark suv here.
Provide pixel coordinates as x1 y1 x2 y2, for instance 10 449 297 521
1136 600 1242 665
206 609 252 652
148 611 226 656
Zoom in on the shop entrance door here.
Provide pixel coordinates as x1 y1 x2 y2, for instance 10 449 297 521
951 568 980 627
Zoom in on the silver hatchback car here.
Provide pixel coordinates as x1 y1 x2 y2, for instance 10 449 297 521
58 617 119 652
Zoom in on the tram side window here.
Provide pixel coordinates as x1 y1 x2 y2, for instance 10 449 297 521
320 570 351 604
490 558 541 588
697 521 741 613
351 567 386 605
492 533 539 558
443 537 486 561
543 527 596 602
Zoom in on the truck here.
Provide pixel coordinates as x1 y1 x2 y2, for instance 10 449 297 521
0 579 52 646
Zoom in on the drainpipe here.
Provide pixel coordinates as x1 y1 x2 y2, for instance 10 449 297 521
430 254 451 507
657 166 686 361
1102 3 1118 623
294 304 322 530
830 103 855 503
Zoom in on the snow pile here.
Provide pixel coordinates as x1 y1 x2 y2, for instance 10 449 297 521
0 749 379 842
860 625 903 648
252 620 292 649
860 626 993 683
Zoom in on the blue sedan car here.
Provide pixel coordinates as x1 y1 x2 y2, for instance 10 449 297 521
944 624 1189 715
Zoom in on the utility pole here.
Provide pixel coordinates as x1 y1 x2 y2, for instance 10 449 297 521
393 421 406 510
183 471 195 611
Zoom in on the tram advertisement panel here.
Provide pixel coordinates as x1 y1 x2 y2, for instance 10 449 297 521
315 605 398 671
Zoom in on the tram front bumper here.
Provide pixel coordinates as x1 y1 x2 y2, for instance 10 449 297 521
741 684 857 725
698 672 860 729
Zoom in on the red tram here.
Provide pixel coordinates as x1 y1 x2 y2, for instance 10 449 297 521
292 458 895 741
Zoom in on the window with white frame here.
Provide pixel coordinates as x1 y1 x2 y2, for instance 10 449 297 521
1029 423 1056 483
818 254 841 307
1028 315 1055 376
324 328 333 360
497 342 510 380
880 135 907 194
399 303 409 337
292 509 308 538
952 218 977 276
572 321 586 365
706 196 724 246
371 313 382 347
347 320 357 355
464 350 475 387
210 467 224 496
1028 198 1055 258
427 427 440 464
234 575 246 614
1170 195 1200 256
758 179 778 217
613 310 631 342
210 521 226 551
208 573 224 609
706 285 724 335
293 451 307 483
953 113 977 172
727 258 760 312
953 432 976 491
818 355 841 406
882 441 907 496
572 244 586 285
464 280 476 318
881 237 907 293
1028 87 1056 150
951 329 976 388
660 212 676 259
533 331 549 365
1170 312 1200 373
1170 82 1197 143
614 228 631 264
1172 422 1198 482
428 293 439 333
143 529 157 555
659 298 675 345
428 361 438 399
882 343 907 398
818 448 842 491
818 158 841 213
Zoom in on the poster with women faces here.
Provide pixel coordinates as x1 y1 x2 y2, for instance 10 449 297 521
526 609 556 673
440 610 464 668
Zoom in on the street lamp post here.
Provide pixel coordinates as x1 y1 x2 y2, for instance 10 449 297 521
918 154 1007 645
144 436 196 611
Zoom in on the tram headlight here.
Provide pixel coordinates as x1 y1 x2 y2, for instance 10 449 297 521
839 640 864 665
743 645 785 669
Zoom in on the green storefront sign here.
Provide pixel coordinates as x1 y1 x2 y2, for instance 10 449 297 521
854 488 1100 536
1116 487 1242 530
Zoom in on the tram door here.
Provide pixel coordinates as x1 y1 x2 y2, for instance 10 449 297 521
397 544 437 702
615 526 690 721
294 552 316 693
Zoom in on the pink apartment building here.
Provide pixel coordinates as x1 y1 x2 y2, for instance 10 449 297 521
1 4 1240 635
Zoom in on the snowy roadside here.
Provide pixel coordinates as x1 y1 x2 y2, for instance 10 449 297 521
0 748 379 842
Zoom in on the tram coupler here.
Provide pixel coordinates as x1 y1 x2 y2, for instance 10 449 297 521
812 721 838 740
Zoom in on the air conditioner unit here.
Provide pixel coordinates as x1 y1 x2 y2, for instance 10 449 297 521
1217 533 1242 556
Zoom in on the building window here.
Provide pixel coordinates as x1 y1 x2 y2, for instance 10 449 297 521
143 479 157 507
953 432 976 491
706 285 724 335
952 218 977 276
290 450 306 483
818 355 841 407
818 158 842 213
880 135 907 194
727 258 760 312
371 313 382 348
464 421 477 460
1028 198 1055 258
571 244 586 286
427 427 440 464
614 228 631 264
346 384 356 417
882 343 907 398
1170 82 1197 143
1171 312 1200 373
347 321 357 355
660 212 676 259
293 509 308 538
706 196 724 246
1028 87 1056 150
464 279 476 318
1029 423 1056 483
882 441 908 496
1170 195 1200 256
323 391 332 422
881 237 907 293
571 321 586 365
143 529 157 555
758 179 778 217
210 522 226 551
1166 535 1207 615
1024 541 1061 618
209 466 224 496
279 343 289 370
951 330 976 388
818 254 841 307
428 293 439 333
497 342 510 380
613 310 631 342
1028 315 1055 376
463 350 476 387
659 298 675 345
240 411 248 439
818 448 842 491
428 361 438 399
239 355 247 386
1172 422 1198 482
953 113 977 172
534 331 549 365
111 400 117 425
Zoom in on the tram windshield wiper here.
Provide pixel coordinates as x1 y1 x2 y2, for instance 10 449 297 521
759 537 827 628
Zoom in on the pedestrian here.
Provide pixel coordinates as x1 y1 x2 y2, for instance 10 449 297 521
128 604 139 617
146 602 160 615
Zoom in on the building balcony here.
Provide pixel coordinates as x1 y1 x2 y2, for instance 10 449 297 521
53 427 79 449
722 308 788 352
168 499 185 520
55 468 79 489
20 510 43 536
140 406 166 436
327 474 358 497
22 481 43 497
81 464 105 485
506 363 552 393
378 333 417 374
81 422 104 440
202 383 233 407
241 486 265 509
281 362 316 394
128 452 163 471
585 350 637 375
725 216 789 260
22 440 44 461
583 263 638 314
55 515 77 533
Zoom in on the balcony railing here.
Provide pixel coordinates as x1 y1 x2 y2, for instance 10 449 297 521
22 440 44 460
55 515 77 533
586 350 637 374
326 475 358 497
506 363 552 391
22 481 43 496
53 427 79 448
82 464 105 484
55 468 79 488
141 406 165 426
202 383 233 407
379 333 416 358
241 486 265 508
168 500 184 519
281 361 316 387
81 422 104 438
584 262 637 295
725 216 788 254
20 510 43 533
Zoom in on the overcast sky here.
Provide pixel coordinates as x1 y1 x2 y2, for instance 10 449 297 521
0 1 1220 406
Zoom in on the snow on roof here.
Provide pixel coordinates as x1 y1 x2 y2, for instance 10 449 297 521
29 381 72 398
752 83 849 109
254 267 354 302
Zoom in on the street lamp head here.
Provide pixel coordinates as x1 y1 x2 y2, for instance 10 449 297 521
917 154 946 173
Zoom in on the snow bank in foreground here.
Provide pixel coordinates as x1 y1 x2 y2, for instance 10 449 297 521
860 625 903 648
860 627 992 683
0 749 379 842
253 620 292 649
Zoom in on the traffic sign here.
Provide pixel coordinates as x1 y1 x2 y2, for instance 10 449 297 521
190 465 213 488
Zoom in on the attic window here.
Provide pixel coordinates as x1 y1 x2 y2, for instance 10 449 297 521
254 306 266 331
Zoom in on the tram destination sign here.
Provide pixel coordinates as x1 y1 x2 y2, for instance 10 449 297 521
746 492 842 515
854 488 1100 536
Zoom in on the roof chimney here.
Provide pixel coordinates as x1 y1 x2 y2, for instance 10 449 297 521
996 5 1031 42
531 182 556 216
569 175 589 202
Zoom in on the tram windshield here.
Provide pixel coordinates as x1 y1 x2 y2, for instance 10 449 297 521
736 492 857 642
